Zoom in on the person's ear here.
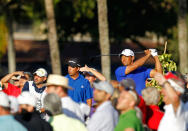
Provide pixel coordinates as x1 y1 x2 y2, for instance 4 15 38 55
132 56 135 61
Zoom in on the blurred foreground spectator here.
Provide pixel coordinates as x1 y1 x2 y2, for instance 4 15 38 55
43 93 87 131
0 92 27 131
87 81 118 131
142 87 164 131
15 91 52 131
45 74 84 122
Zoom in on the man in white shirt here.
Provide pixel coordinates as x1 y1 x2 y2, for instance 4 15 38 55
45 74 84 122
87 81 118 131
154 72 187 131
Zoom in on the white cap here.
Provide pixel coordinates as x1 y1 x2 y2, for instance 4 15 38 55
34 68 47 77
93 81 114 95
120 49 134 57
18 92 36 107
0 92 10 107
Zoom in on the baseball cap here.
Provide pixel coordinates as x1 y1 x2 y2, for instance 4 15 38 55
120 78 136 91
34 68 47 77
18 92 37 107
83 68 96 76
120 49 134 57
0 92 10 108
68 58 81 67
93 81 114 95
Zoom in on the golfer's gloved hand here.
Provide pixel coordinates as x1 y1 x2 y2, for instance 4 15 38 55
149 49 158 56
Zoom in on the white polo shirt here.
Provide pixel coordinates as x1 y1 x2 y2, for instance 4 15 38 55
158 104 185 131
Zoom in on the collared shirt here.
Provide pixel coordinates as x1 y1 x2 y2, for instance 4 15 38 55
66 74 93 103
22 81 47 110
50 114 87 131
61 96 84 122
87 101 118 131
158 104 185 131
115 109 144 131
0 115 27 131
115 66 151 95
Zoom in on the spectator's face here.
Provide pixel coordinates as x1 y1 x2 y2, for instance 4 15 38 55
19 104 34 113
19 77 28 89
121 56 134 66
161 88 170 105
116 90 133 112
46 85 62 97
14 80 20 87
94 89 107 103
68 66 79 76
85 75 96 83
34 75 46 85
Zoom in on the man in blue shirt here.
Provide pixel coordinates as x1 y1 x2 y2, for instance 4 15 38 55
66 58 93 107
115 49 162 95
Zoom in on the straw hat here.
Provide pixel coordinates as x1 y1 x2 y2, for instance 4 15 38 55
45 74 72 89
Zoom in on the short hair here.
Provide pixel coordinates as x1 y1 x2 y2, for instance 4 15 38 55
142 87 160 105
43 93 62 116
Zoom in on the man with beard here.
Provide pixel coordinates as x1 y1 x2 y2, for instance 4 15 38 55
15 91 52 131
22 68 47 111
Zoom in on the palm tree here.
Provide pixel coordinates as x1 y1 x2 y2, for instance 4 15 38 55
178 0 188 74
97 0 111 80
44 0 61 74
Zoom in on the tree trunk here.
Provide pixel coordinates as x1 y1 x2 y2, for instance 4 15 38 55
97 0 111 80
178 0 188 74
44 0 61 74
6 11 16 73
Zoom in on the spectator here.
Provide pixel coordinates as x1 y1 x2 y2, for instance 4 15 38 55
19 72 33 90
154 72 186 131
15 91 53 131
43 93 87 131
80 65 106 116
45 74 84 122
66 58 93 107
0 92 27 131
115 88 144 131
22 68 48 111
115 49 162 95
1 71 24 97
142 87 164 130
87 81 118 131
119 78 148 124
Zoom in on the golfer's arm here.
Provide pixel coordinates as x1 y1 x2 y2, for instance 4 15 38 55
150 56 162 77
125 54 151 74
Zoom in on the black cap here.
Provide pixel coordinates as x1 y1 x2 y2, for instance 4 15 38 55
68 58 81 68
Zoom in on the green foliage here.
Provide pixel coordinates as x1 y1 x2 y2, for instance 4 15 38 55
146 53 177 105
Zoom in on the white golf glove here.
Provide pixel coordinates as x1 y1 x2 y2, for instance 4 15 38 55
149 49 158 56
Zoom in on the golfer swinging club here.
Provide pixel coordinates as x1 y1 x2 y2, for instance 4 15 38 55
115 49 162 95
